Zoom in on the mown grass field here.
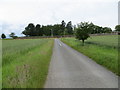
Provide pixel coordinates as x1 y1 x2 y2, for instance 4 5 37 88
61 35 119 75
2 39 54 88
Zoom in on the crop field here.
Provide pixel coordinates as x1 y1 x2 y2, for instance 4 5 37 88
2 39 54 88
61 35 119 75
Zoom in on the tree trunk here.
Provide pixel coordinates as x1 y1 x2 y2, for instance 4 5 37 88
82 39 84 46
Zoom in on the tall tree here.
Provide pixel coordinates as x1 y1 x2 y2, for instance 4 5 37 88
115 25 120 31
60 20 66 35
1 33 6 39
35 24 43 36
66 21 73 35
93 25 103 34
52 24 61 36
28 23 35 36
22 27 29 36
103 27 112 33
42 25 52 36
22 23 35 36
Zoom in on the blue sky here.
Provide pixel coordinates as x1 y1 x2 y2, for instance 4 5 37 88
0 0 119 37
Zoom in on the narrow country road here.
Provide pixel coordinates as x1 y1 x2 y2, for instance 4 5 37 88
45 39 118 88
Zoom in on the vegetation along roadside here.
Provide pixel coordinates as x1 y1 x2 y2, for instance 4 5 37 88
2 39 54 88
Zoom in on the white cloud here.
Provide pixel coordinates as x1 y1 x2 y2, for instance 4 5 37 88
0 0 119 36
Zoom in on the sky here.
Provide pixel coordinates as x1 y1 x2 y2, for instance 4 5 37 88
0 0 119 37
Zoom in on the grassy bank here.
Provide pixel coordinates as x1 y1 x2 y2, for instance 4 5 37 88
2 39 54 88
61 35 118 75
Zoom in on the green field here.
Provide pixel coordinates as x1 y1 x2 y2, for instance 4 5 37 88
87 35 118 48
61 35 119 75
0 40 2 89
2 39 54 88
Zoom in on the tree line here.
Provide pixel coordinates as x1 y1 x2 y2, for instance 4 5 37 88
22 20 73 36
22 21 116 37
1 21 120 39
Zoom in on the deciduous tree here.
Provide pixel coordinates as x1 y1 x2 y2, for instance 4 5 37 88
75 22 91 45
1 33 6 39
115 25 120 31
66 21 73 35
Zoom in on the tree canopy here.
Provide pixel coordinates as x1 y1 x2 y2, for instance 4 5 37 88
22 21 113 37
9 32 17 39
1 33 6 39
66 21 73 35
22 20 74 37
9 32 15 37
115 25 120 31
75 22 91 45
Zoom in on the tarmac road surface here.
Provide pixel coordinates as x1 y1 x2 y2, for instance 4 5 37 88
45 39 118 88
